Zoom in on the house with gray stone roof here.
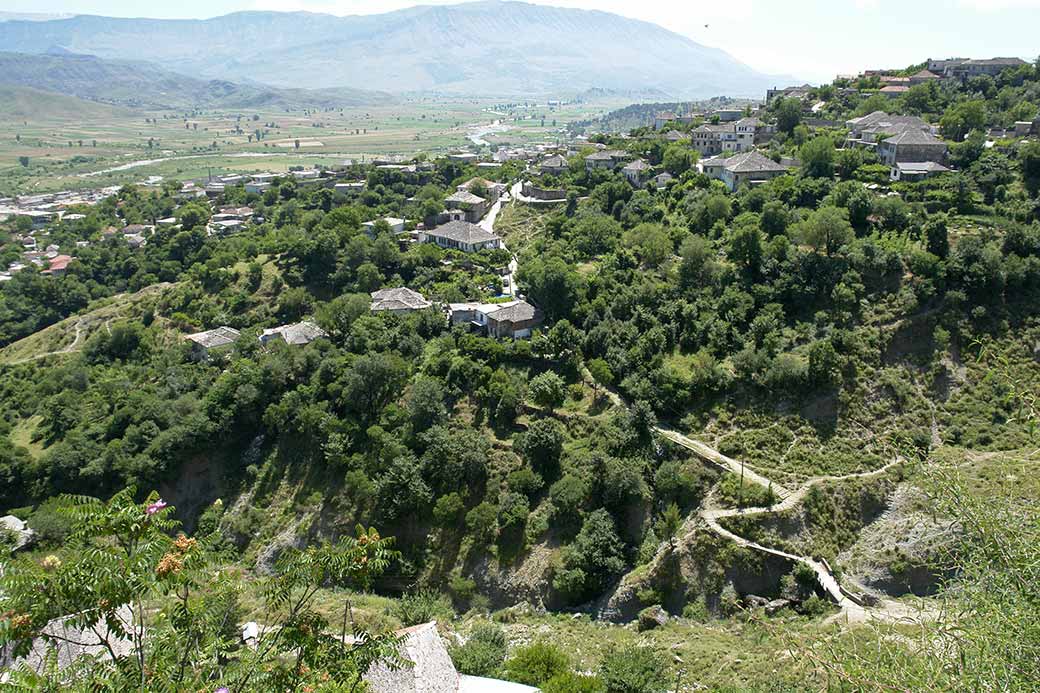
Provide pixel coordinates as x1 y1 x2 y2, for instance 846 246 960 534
584 150 628 171
259 321 327 346
370 287 433 314
701 151 789 191
622 159 652 186
538 155 569 176
877 127 948 166
420 221 502 253
185 326 241 359
444 190 488 223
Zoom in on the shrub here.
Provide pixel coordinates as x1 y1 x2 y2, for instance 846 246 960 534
450 623 508 678
543 672 607 693
505 641 571 686
598 645 669 693
392 590 453 627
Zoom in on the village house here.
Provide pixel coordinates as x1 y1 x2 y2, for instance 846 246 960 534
420 221 502 253
258 321 327 346
449 299 543 339
662 130 689 143
701 151 789 191
584 150 628 171
845 112 935 150
945 57 1029 79
712 108 744 122
185 326 241 360
444 190 488 223
690 124 731 156
41 254 73 276
654 111 678 130
622 159 652 186
909 69 941 86
447 152 480 164
370 287 433 314
538 154 569 176
653 172 674 189
891 161 951 182
334 181 367 196
457 178 507 203
877 128 949 166
879 85 910 98
363 217 407 236
766 84 814 103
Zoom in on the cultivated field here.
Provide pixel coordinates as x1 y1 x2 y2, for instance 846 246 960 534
0 95 625 196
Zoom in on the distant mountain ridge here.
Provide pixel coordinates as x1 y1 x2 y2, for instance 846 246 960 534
0 52 394 110
0 1 789 98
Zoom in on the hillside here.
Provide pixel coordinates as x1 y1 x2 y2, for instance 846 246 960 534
0 52 394 110
0 2 785 97
0 84 131 121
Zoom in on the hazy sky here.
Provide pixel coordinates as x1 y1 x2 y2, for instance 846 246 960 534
4 0 1039 82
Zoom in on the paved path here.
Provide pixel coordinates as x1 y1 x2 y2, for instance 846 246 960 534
481 188 518 296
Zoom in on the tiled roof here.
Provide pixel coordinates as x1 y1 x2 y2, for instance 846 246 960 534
427 221 499 245
719 151 788 173
623 159 651 172
896 161 951 173
881 128 946 146
445 190 486 205
186 326 241 349
487 300 539 323
370 287 432 312
261 321 327 345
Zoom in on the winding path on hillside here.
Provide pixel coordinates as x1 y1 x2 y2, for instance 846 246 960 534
4 320 84 365
578 365 921 621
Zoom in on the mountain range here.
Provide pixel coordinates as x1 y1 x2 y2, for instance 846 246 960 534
0 1 787 99
0 51 393 110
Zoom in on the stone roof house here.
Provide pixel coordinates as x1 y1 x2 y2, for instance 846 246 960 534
892 161 951 182
584 150 627 171
370 287 433 313
622 159 651 186
420 221 502 253
259 321 328 346
185 326 241 359
877 128 948 166
444 190 488 223
449 300 543 339
538 155 569 176
701 151 789 191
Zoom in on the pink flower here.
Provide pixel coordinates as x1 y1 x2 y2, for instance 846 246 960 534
146 500 168 516
215 688 229 693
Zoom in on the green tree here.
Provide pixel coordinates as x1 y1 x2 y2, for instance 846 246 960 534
800 136 836 179
1021 140 1040 196
773 97 802 135
0 490 399 691
662 145 694 176
940 100 987 141
529 371 566 412
799 206 854 256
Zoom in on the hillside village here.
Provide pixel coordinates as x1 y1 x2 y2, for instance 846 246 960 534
2 50 1040 692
